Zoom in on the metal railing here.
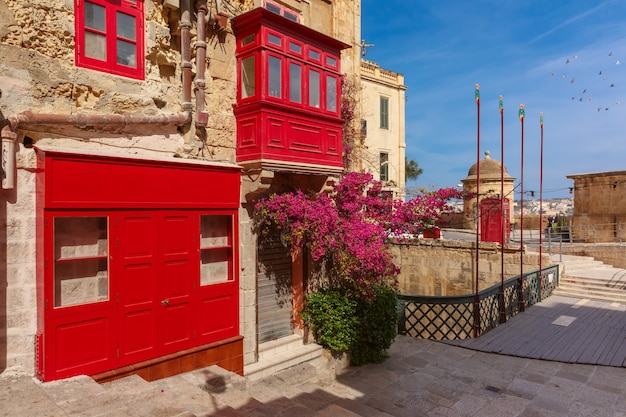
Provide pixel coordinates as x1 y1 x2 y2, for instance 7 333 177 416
541 222 626 245
397 264 559 340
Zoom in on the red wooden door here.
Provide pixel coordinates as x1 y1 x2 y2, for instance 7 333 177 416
117 213 158 366
158 214 195 354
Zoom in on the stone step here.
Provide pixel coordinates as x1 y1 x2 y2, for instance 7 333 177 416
246 335 324 381
101 374 195 416
554 286 626 304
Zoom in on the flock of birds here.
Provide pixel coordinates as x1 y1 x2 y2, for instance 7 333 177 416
552 51 622 112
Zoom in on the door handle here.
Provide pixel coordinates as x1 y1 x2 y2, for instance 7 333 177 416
161 299 170 306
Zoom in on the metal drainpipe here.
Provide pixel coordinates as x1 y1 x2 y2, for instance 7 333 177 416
195 0 209 133
1 123 17 190
180 0 193 113
0 2 196 191
1 111 190 191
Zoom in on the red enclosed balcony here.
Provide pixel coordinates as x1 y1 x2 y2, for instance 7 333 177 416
232 8 350 175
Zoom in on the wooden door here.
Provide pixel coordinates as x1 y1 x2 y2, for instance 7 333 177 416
158 214 195 354
117 213 159 366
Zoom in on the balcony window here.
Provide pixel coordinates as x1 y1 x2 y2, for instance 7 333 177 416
268 55 282 98
241 55 256 99
309 69 320 108
289 63 302 103
326 75 338 112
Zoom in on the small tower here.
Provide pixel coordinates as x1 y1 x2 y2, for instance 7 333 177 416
461 151 516 231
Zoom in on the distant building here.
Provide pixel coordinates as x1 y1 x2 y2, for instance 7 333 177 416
358 59 407 199
461 151 515 231
567 170 626 242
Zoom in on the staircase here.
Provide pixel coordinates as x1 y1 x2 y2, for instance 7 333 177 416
13 356 387 417
553 254 626 304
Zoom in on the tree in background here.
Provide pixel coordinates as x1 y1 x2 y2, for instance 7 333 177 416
405 157 423 180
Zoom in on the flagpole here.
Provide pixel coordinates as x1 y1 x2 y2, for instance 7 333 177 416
474 84 481 338
539 112 544 297
519 104 525 312
499 96 506 324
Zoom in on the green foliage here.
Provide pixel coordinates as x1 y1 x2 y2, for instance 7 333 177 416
301 284 398 365
350 284 398 366
405 157 423 180
301 288 358 354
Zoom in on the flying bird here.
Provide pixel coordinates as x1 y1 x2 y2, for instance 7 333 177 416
611 83 615 87
566 58 570 64
571 77 575 83
609 51 613 56
598 70 603 75
617 60 621 65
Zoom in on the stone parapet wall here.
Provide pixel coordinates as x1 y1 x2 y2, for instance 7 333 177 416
557 244 626 269
390 239 552 296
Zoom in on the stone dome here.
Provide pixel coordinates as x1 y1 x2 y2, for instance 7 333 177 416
464 151 514 181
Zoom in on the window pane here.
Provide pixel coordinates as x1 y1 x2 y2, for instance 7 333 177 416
289 42 301 54
269 56 282 98
326 56 337 67
200 215 230 248
116 11 136 41
54 217 109 308
289 63 301 103
117 39 136 67
326 75 337 112
199 214 232 286
242 34 255 46
308 49 320 61
268 33 281 46
242 55 256 98
380 153 389 182
284 10 299 22
265 3 281 14
84 1 105 32
380 96 389 129
309 70 320 108
85 31 106 60
200 249 231 285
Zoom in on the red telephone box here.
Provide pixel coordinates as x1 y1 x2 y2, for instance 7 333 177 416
480 197 510 244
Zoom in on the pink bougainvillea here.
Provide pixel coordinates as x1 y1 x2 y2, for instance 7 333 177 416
254 171 464 299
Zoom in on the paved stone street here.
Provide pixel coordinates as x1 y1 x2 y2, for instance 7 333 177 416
2 295 626 416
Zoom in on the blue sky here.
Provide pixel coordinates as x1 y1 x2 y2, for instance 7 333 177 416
361 0 626 199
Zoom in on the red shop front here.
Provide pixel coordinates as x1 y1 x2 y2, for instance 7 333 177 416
35 147 242 382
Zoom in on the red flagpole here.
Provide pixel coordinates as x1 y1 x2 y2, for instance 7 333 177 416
539 112 544 297
519 104 525 312
474 84 481 337
499 96 506 324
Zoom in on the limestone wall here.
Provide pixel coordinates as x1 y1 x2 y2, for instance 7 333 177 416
557 244 626 269
390 239 552 296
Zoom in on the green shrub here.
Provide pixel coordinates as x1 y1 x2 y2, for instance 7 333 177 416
301 288 358 354
301 284 398 365
350 284 398 366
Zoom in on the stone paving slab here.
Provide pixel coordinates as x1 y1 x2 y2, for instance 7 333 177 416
3 300 626 416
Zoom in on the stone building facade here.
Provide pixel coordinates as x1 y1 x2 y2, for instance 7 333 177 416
358 59 406 199
0 0 364 382
567 170 626 243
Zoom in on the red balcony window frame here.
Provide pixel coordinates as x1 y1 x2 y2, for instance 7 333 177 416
75 0 144 80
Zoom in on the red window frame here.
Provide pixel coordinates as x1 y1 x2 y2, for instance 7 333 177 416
75 0 144 80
